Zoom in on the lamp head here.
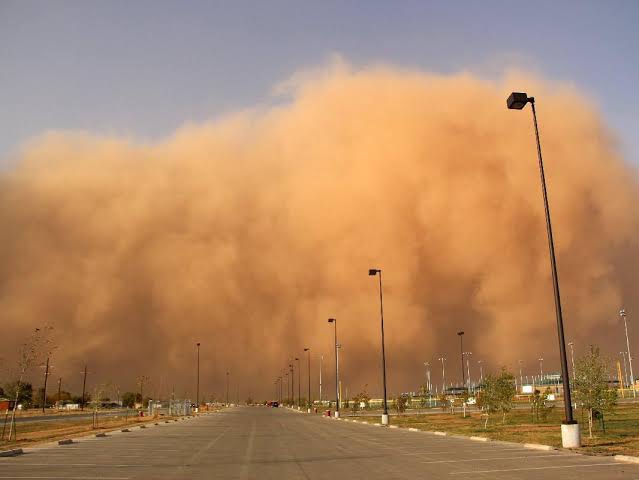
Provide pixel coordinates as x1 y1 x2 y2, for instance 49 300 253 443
304 348 309 352
457 331 464 336
620 309 627 317
507 92 530 110
368 268 380 276
328 318 336 323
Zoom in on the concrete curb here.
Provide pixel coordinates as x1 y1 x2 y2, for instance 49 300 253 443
57 439 73 445
408 428 419 432
432 431 447 436
121 428 131 432
615 455 639 464
524 443 555 451
95 433 107 437
0 449 23 457
389 425 399 429
470 436 489 442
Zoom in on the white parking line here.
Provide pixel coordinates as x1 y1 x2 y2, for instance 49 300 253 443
449 463 621 474
419 454 560 464
0 477 130 479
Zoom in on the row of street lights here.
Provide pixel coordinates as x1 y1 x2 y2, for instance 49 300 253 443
270 93 633 449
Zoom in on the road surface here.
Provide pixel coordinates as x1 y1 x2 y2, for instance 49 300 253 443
1 406 637 479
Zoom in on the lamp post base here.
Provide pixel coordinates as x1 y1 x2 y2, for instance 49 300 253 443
334 411 340 418
307 408 311 413
381 414 389 426
561 422 580 448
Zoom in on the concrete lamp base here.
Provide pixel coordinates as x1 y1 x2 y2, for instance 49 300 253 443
381 414 389 426
307 408 311 413
561 422 580 448
334 411 340 419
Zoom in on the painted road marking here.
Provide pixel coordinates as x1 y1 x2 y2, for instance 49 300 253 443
449 463 621 474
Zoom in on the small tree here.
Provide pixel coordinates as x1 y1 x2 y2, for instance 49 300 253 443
394 394 409 413
121 392 137 408
573 346 617 438
530 387 554 423
477 368 516 427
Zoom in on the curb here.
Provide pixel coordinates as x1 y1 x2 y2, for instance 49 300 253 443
524 443 555 451
470 436 489 442
58 439 73 445
0 449 23 457
121 428 131 432
408 428 419 432
95 433 107 437
615 455 639 464
432 431 447 436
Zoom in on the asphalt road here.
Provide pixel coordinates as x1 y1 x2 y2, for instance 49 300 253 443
1 407 638 479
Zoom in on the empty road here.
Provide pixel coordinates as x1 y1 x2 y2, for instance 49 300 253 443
1 406 638 479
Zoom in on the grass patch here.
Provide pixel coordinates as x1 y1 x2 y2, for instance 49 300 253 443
349 403 639 456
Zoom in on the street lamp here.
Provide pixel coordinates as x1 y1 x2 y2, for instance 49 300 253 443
567 342 576 381
424 362 431 393
620 309 636 397
369 268 389 426
295 357 301 409
328 318 340 418
477 360 484 385
289 363 295 407
621 351 629 389
457 332 465 389
196 342 200 411
438 357 446 393
304 348 311 412
507 91 579 447
463 352 472 393
518 360 524 393
226 371 229 406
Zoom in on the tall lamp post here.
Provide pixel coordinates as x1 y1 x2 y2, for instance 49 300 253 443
295 357 301 409
621 352 629 389
424 362 431 393
196 342 200 411
568 342 576 381
304 348 311 412
518 360 524 393
620 309 636 397
457 332 465 389
438 357 446 393
507 91 579 447
463 352 472 393
328 318 339 418
369 268 389 426
289 363 295 407
226 371 229 406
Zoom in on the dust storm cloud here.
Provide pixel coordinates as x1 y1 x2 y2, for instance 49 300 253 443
1 64 637 400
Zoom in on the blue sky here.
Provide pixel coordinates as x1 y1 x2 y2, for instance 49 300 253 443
1 0 638 164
